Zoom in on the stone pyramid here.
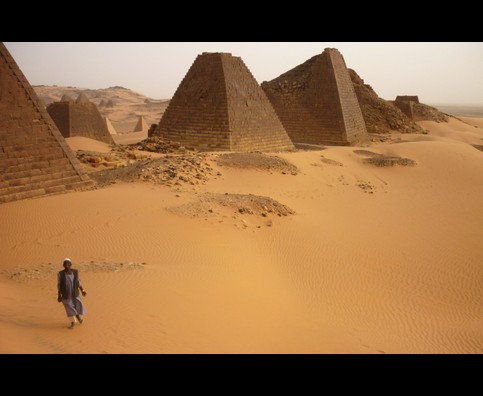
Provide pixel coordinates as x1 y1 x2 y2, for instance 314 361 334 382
76 92 90 103
133 116 148 133
60 94 74 102
154 52 294 152
47 93 114 144
0 43 92 204
262 48 368 146
104 117 117 135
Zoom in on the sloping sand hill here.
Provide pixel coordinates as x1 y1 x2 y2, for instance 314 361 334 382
0 117 482 353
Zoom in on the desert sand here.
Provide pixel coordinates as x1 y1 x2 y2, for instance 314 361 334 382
0 117 482 354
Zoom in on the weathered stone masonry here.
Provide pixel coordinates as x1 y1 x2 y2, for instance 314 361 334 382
262 48 368 146
0 43 92 204
155 52 294 152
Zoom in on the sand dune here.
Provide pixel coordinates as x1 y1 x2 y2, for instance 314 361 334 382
459 116 483 129
1 117 482 353
112 131 148 146
418 117 483 145
65 137 113 153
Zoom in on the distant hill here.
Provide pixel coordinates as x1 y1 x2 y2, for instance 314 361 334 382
33 85 170 133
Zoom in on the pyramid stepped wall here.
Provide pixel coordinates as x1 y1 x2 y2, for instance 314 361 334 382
155 53 230 150
222 54 294 151
47 96 114 144
155 53 293 152
262 48 367 145
0 43 92 204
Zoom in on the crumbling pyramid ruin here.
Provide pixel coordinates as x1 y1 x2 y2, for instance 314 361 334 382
392 95 449 123
47 93 114 144
349 69 423 133
262 48 368 146
393 96 418 120
350 69 448 132
154 52 294 152
0 43 92 204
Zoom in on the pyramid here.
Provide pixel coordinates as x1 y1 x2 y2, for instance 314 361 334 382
60 94 74 102
47 93 114 144
76 92 90 103
0 43 92 204
133 116 148 133
154 52 294 152
104 117 117 135
262 48 368 145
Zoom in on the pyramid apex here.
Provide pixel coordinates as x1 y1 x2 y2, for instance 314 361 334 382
76 93 90 104
155 52 293 152
60 94 75 102
133 116 149 133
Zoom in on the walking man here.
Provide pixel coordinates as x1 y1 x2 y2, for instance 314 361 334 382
57 258 87 329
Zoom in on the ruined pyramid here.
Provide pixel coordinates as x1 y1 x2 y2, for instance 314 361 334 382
47 93 114 144
104 117 117 135
262 48 368 146
133 116 148 133
0 43 92 204
154 52 294 152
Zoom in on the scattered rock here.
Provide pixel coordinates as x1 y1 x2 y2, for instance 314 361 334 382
354 150 416 167
89 153 216 189
353 150 381 157
320 156 343 166
216 152 298 175
364 155 416 167
356 181 376 194
169 193 295 221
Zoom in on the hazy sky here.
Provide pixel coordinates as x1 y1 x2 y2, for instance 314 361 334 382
4 42 483 105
